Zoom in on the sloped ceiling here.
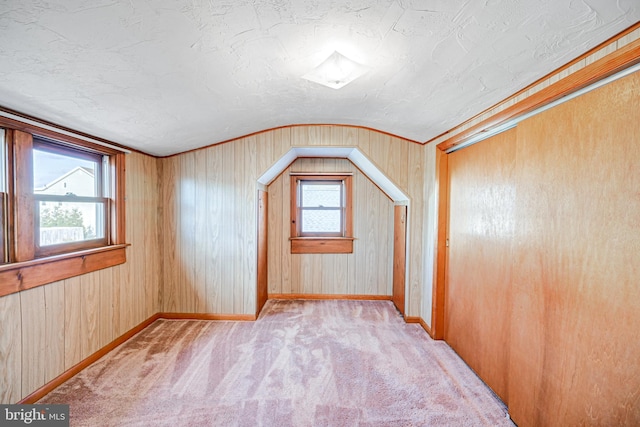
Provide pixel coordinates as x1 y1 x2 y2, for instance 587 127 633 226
0 1 638 156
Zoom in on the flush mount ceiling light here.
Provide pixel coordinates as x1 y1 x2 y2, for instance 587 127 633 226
302 51 370 89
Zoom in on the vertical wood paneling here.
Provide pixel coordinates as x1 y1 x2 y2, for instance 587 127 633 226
0 292 21 403
0 151 160 403
98 267 113 345
144 156 161 318
172 155 183 313
267 171 283 294
280 170 292 293
273 127 291 162
180 152 196 312
220 142 235 313
356 128 370 153
161 125 426 315
64 276 82 370
291 126 310 146
20 286 45 397
257 190 268 314
407 142 425 316
431 148 449 339
268 157 395 296
232 140 245 313
80 272 100 359
124 154 139 327
256 131 273 177
111 264 123 338
194 151 207 313
392 205 407 315
243 138 257 314
160 157 176 312
43 281 65 383
204 148 221 313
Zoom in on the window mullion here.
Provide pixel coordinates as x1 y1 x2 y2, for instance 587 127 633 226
14 130 35 262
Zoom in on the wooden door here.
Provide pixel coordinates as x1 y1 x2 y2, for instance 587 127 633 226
392 205 406 315
445 128 516 404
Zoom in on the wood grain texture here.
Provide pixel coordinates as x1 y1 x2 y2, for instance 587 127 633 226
431 148 448 340
507 71 640 427
0 246 126 297
446 128 517 404
256 190 268 315
406 142 425 317
161 126 426 315
392 205 406 315
18 282 60 388
269 158 394 296
0 292 21 403
442 72 640 426
290 238 354 254
13 130 34 262
0 151 161 403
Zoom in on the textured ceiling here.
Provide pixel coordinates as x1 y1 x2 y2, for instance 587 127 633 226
0 1 638 156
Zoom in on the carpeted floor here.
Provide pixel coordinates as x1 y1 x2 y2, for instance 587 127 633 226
40 300 514 426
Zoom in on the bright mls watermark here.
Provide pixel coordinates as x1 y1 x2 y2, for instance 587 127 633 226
0 405 69 426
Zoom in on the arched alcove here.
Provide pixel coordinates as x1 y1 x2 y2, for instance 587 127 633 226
256 147 410 315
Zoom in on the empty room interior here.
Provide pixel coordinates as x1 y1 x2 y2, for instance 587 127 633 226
1 1 639 426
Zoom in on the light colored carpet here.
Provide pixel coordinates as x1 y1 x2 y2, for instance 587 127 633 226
40 300 514 426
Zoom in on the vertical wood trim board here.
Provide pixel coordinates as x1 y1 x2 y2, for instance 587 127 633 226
431 149 448 340
392 205 407 315
256 190 268 315
13 130 34 262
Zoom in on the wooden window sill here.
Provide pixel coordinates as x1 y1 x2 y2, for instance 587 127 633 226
0 244 128 297
290 237 355 254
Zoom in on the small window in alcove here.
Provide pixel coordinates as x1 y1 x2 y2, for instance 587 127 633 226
290 173 354 254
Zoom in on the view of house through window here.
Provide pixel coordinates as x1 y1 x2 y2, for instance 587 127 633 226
33 140 106 248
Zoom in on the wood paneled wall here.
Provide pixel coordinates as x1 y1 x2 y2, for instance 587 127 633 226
445 71 640 426
0 152 161 403
267 158 394 296
160 126 427 316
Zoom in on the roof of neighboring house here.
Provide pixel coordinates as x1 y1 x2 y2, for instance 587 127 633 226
34 166 95 193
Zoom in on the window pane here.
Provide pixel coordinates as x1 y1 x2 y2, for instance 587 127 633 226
38 201 104 246
33 148 99 197
301 209 341 233
0 129 5 263
301 183 341 208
